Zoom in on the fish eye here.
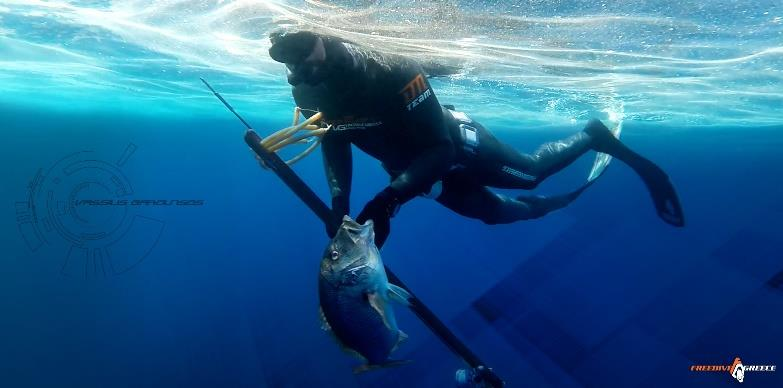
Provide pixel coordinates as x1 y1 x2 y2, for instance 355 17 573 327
330 250 339 261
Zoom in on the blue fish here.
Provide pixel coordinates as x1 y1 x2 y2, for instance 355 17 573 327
318 216 412 373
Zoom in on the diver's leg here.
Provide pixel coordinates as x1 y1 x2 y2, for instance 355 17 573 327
582 119 685 226
472 119 684 226
435 174 581 224
472 124 593 189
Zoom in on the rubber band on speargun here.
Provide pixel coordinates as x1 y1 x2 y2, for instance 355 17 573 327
259 108 330 167
262 109 323 147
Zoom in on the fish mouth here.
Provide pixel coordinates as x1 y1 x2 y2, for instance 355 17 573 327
333 215 374 247
340 215 373 234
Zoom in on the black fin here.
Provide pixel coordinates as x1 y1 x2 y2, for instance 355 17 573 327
632 158 685 227
584 119 685 227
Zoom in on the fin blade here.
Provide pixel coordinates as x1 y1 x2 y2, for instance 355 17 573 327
631 157 686 227
587 121 622 182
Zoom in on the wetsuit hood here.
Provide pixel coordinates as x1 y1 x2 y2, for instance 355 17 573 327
270 31 355 86
269 30 319 64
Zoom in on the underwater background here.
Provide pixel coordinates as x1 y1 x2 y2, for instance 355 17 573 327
1 1 782 387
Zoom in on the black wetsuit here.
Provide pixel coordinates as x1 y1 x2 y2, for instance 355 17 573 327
286 35 600 246
276 33 684 246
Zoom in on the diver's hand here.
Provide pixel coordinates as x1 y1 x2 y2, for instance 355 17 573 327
357 187 401 247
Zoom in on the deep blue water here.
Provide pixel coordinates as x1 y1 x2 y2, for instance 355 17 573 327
2 107 782 387
2 1 783 387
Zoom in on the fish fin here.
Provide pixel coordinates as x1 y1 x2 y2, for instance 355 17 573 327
340 346 366 361
318 306 331 331
353 359 412 374
367 292 394 330
319 307 365 360
387 284 412 306
391 330 409 353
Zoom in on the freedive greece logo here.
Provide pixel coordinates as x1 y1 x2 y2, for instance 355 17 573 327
690 356 776 383
15 144 203 279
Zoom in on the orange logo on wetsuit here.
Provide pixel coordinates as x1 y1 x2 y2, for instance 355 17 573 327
399 74 432 111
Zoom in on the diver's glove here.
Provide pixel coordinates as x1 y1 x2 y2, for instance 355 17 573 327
357 187 402 247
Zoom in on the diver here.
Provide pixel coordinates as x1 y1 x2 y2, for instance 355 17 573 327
268 30 685 247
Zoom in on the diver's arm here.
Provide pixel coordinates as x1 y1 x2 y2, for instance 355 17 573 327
387 64 455 203
322 130 352 226
322 41 456 200
389 143 454 203
357 62 454 247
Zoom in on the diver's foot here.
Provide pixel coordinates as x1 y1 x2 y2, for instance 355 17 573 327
583 118 685 227
632 157 686 227
583 118 621 154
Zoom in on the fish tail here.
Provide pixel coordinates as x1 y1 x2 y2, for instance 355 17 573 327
353 359 413 374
